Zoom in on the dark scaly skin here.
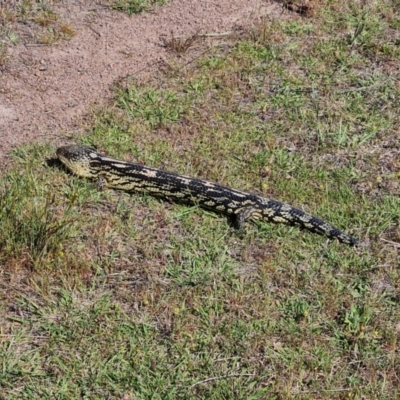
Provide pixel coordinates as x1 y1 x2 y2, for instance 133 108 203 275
56 145 358 246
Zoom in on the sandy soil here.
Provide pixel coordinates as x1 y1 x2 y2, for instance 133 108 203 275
0 0 285 162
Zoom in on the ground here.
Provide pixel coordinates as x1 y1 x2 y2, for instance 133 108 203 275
0 0 280 164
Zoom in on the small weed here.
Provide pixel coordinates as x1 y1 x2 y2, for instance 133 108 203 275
161 30 202 55
34 9 58 27
7 29 19 45
280 296 311 323
343 304 371 334
59 22 75 39
37 24 75 44
111 0 169 15
0 6 17 22
37 27 57 45
0 42 9 65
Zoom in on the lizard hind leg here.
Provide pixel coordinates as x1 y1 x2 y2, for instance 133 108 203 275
96 176 107 191
233 207 263 230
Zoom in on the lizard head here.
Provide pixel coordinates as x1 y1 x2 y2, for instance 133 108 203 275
56 145 102 178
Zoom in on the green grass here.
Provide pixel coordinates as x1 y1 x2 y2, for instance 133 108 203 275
1 1 400 398
111 0 170 15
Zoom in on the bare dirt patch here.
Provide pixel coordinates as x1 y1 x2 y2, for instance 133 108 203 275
0 0 282 163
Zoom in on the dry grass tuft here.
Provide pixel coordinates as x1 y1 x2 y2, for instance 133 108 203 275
161 30 202 56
